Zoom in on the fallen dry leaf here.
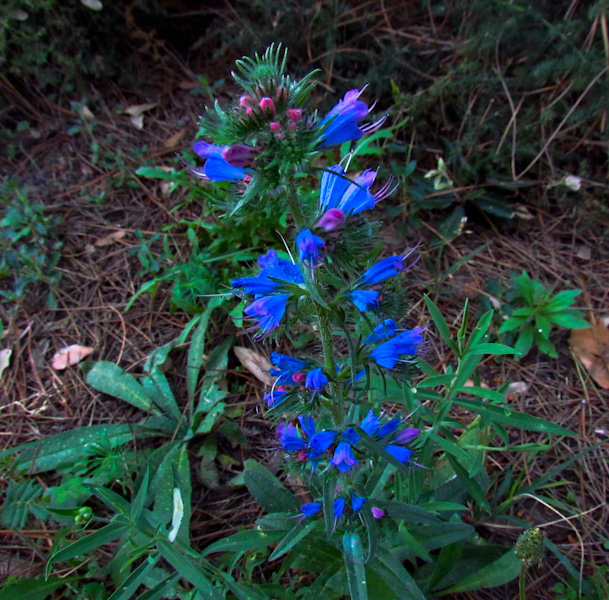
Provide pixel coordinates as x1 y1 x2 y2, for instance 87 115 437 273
51 345 94 370
164 128 187 148
125 102 158 117
130 115 145 130
94 230 126 247
569 320 609 390
233 347 274 386
506 381 529 396
0 349 12 380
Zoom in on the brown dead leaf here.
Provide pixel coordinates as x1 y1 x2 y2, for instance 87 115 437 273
569 320 609 389
94 230 126 247
233 347 274 386
164 128 187 148
178 80 198 90
51 345 94 370
125 103 158 117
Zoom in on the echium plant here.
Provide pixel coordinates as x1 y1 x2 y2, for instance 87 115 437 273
185 46 576 599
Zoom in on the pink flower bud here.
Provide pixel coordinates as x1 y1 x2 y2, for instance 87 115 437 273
222 144 255 168
239 96 254 107
287 108 302 122
259 97 276 115
288 122 297 132
245 107 255 120
269 121 282 133
371 507 385 519
275 87 287 102
292 372 306 385
315 208 345 232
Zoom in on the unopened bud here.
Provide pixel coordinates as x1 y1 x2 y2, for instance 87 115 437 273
371 507 385 519
259 97 276 115
287 108 302 122
315 208 345 232
394 428 420 445
275 87 287 102
239 95 254 108
75 506 93 526
222 144 255 168
269 121 282 134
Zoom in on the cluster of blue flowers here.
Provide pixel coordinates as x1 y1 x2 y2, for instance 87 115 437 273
276 411 419 475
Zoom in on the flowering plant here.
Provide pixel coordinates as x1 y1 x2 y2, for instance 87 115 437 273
13 46 576 600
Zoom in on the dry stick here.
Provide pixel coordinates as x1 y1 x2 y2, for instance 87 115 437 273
516 66 609 180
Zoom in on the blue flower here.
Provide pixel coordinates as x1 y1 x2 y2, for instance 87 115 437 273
363 319 397 344
188 141 250 182
231 275 280 296
331 441 358 473
263 390 288 407
333 497 346 519
351 493 367 513
278 415 337 460
347 290 379 312
360 410 380 436
377 418 401 439
361 256 405 285
296 229 325 265
305 368 328 392
317 88 386 148
318 165 396 216
300 502 322 518
243 293 290 337
257 250 304 285
270 353 308 385
384 445 413 463
370 328 424 369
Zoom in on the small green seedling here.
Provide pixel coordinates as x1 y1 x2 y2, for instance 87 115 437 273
498 271 589 359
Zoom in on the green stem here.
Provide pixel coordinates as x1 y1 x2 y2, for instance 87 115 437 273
285 180 306 230
519 564 528 600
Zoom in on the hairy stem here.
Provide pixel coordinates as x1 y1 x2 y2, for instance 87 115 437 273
519 564 528 600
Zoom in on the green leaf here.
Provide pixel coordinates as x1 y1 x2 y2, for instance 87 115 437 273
408 523 475 552
107 555 160 600
203 528 283 556
343 532 368 600
0 577 74 600
543 289 581 311
134 574 180 600
87 362 155 413
498 317 527 333
156 540 222 599
513 327 534 357
373 553 426 600
269 520 317 561
129 467 150 522
424 295 458 354
454 398 575 436
243 459 300 513
47 522 128 576
142 344 181 420
547 312 589 329
441 549 521 593
467 342 517 355
457 384 507 404
323 475 334 536
10 424 137 474
370 501 440 525
360 506 379 563
187 299 223 399
445 453 491 513
431 205 466 246
428 541 462 590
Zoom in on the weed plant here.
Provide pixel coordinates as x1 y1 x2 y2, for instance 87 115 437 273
0 47 593 600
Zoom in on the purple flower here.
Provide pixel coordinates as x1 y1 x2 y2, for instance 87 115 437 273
369 328 424 369
371 507 385 519
300 502 322 518
305 368 328 392
189 141 250 182
296 229 325 265
394 428 420 445
384 445 413 463
270 353 308 385
333 497 346 519
244 293 290 337
318 166 396 216
361 256 405 285
315 208 345 232
331 441 358 473
351 493 367 513
347 289 379 312
317 88 387 148
363 319 397 344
